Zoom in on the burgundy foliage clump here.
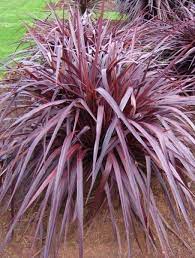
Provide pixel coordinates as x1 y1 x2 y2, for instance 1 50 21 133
0 7 195 258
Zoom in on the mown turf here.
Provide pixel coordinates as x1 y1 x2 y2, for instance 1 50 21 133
0 0 122 61
0 0 57 60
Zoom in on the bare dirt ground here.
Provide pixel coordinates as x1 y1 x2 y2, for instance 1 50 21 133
1 184 195 258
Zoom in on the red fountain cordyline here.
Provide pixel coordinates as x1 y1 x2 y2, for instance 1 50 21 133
0 8 195 258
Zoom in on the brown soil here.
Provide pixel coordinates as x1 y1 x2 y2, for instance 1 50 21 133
1 184 195 258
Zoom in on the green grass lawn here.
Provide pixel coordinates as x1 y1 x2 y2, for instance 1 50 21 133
0 1 120 61
0 0 57 60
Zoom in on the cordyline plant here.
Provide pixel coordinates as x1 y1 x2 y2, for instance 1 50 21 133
79 0 103 13
159 19 195 76
116 0 195 20
0 8 195 258
119 11 195 77
68 0 103 13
